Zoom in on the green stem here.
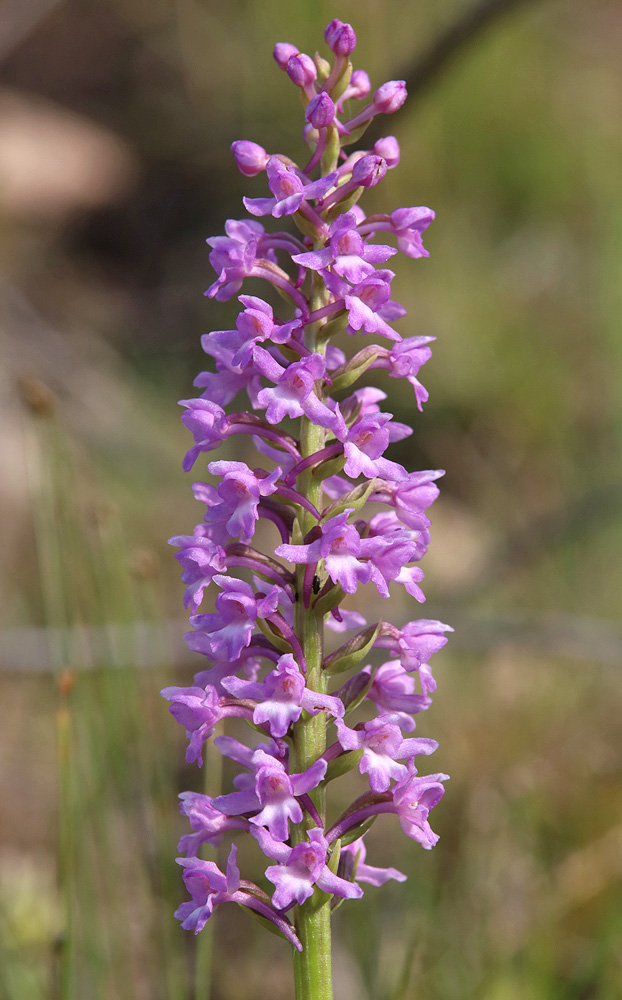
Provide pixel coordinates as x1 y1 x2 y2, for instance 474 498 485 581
290 269 334 1000
293 897 333 1000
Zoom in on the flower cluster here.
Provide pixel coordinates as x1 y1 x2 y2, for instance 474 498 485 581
164 20 450 954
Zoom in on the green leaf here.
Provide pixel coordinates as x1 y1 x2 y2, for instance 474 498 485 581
339 122 371 147
321 478 377 521
323 187 365 223
305 887 333 914
254 617 292 654
327 838 342 873
338 816 377 848
339 670 374 715
290 516 304 545
317 312 348 343
329 347 383 394
311 454 345 482
321 125 341 176
293 208 325 241
330 59 352 101
312 583 345 617
323 748 363 784
322 622 381 675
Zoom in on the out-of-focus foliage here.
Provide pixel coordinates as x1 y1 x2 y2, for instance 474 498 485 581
1 1 621 998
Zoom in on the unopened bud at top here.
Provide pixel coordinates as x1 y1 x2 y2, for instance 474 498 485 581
324 19 357 56
273 42 299 69
286 52 317 88
373 80 407 114
352 154 387 189
305 92 335 129
373 136 400 168
231 140 269 176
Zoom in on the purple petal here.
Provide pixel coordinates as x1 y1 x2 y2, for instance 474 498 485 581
290 758 328 795
292 248 333 270
212 788 260 816
315 867 363 899
243 196 277 217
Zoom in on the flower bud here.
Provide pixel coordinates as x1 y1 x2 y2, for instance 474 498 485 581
373 80 407 114
305 92 335 128
286 52 317 88
373 136 400 168
314 52 332 79
231 140 269 177
324 19 357 56
352 154 387 189
273 42 299 69
349 69 371 100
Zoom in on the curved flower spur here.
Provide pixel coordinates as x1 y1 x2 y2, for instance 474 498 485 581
163 18 451 998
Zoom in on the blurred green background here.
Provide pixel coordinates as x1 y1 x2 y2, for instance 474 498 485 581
1 1 621 998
